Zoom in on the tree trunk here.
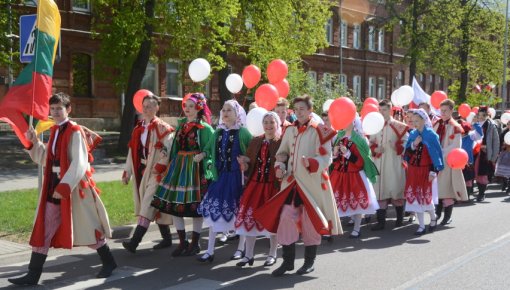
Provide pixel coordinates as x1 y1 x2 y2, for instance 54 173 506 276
458 0 470 103
117 0 155 153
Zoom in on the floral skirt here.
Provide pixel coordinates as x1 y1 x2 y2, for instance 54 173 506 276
151 151 207 217
404 165 437 213
330 170 379 217
234 179 278 236
198 170 243 232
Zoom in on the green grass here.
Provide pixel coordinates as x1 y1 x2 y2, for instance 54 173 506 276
0 181 136 243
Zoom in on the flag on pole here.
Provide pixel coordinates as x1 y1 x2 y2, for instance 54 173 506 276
411 76 430 106
0 0 61 148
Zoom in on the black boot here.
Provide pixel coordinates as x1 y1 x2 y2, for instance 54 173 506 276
466 186 474 201
183 231 201 256
435 201 443 221
440 205 453 225
153 224 173 250
171 230 189 257
8 252 47 285
296 245 317 275
506 179 510 194
395 206 404 228
96 244 117 278
477 184 487 202
371 209 386 231
122 225 148 253
272 243 295 277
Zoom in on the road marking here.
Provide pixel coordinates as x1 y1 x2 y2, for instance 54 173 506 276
162 278 225 290
396 231 510 290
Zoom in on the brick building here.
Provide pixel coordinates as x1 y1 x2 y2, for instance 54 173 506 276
1 0 453 128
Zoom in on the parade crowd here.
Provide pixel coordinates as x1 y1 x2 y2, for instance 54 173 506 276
7 91 509 286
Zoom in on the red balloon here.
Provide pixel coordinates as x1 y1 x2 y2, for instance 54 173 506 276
133 89 153 114
273 79 290 98
458 103 471 119
328 97 357 130
363 97 379 107
446 148 469 169
431 91 448 109
267 59 288 84
242 65 261 89
472 106 479 114
255 84 279 110
361 103 379 119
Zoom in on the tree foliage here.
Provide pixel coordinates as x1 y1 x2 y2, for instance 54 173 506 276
0 0 22 77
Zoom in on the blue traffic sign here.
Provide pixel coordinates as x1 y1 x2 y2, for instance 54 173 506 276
19 14 37 63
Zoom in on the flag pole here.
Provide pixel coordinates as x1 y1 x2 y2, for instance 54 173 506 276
29 3 42 128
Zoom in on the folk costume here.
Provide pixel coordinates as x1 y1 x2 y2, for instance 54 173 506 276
433 114 468 225
460 121 483 200
369 116 408 230
122 116 175 253
404 109 445 235
9 119 115 286
197 100 252 262
234 111 282 267
474 107 500 201
254 116 342 276
151 93 214 257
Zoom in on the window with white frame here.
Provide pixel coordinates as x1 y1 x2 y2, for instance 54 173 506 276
166 61 182 98
341 20 348 47
353 75 362 100
368 26 375 51
378 29 384 52
141 62 158 94
73 0 91 12
323 73 332 90
377 77 386 99
395 71 403 88
368 77 376 98
340 74 347 89
353 24 361 49
325 18 334 45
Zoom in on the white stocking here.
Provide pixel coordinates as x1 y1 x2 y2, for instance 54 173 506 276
244 236 256 259
237 235 246 251
207 227 216 255
269 235 278 258
417 212 425 228
173 217 185 231
353 214 362 232
192 217 203 233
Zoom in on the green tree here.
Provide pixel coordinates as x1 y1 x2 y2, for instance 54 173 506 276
0 0 22 84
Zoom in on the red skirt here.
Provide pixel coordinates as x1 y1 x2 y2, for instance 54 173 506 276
330 171 369 212
234 179 279 234
404 165 433 205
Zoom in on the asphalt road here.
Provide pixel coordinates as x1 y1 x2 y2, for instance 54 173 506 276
1 184 509 290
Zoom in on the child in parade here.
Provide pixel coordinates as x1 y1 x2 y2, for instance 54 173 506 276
151 93 214 257
122 95 176 254
404 109 444 235
331 115 379 238
8 93 116 286
254 96 341 277
197 100 252 262
460 119 483 201
234 112 282 267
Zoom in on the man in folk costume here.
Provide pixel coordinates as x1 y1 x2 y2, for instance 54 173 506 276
369 100 409 230
8 93 116 286
255 96 342 277
122 95 175 253
433 99 468 225
474 106 500 201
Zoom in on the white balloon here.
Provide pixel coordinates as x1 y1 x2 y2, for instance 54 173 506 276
466 112 476 124
488 107 496 119
311 112 324 124
362 112 385 135
396 85 414 106
501 112 510 125
322 99 334 113
246 107 268 136
391 89 400 107
188 58 211 82
226 74 243 94
505 132 510 145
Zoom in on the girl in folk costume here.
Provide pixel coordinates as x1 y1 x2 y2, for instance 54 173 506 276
122 95 175 254
8 93 115 286
404 109 445 235
234 112 282 267
151 93 214 257
495 135 510 194
460 120 483 201
197 100 252 262
331 115 379 239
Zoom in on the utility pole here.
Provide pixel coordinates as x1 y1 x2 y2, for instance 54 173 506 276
502 0 509 107
8 0 13 87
